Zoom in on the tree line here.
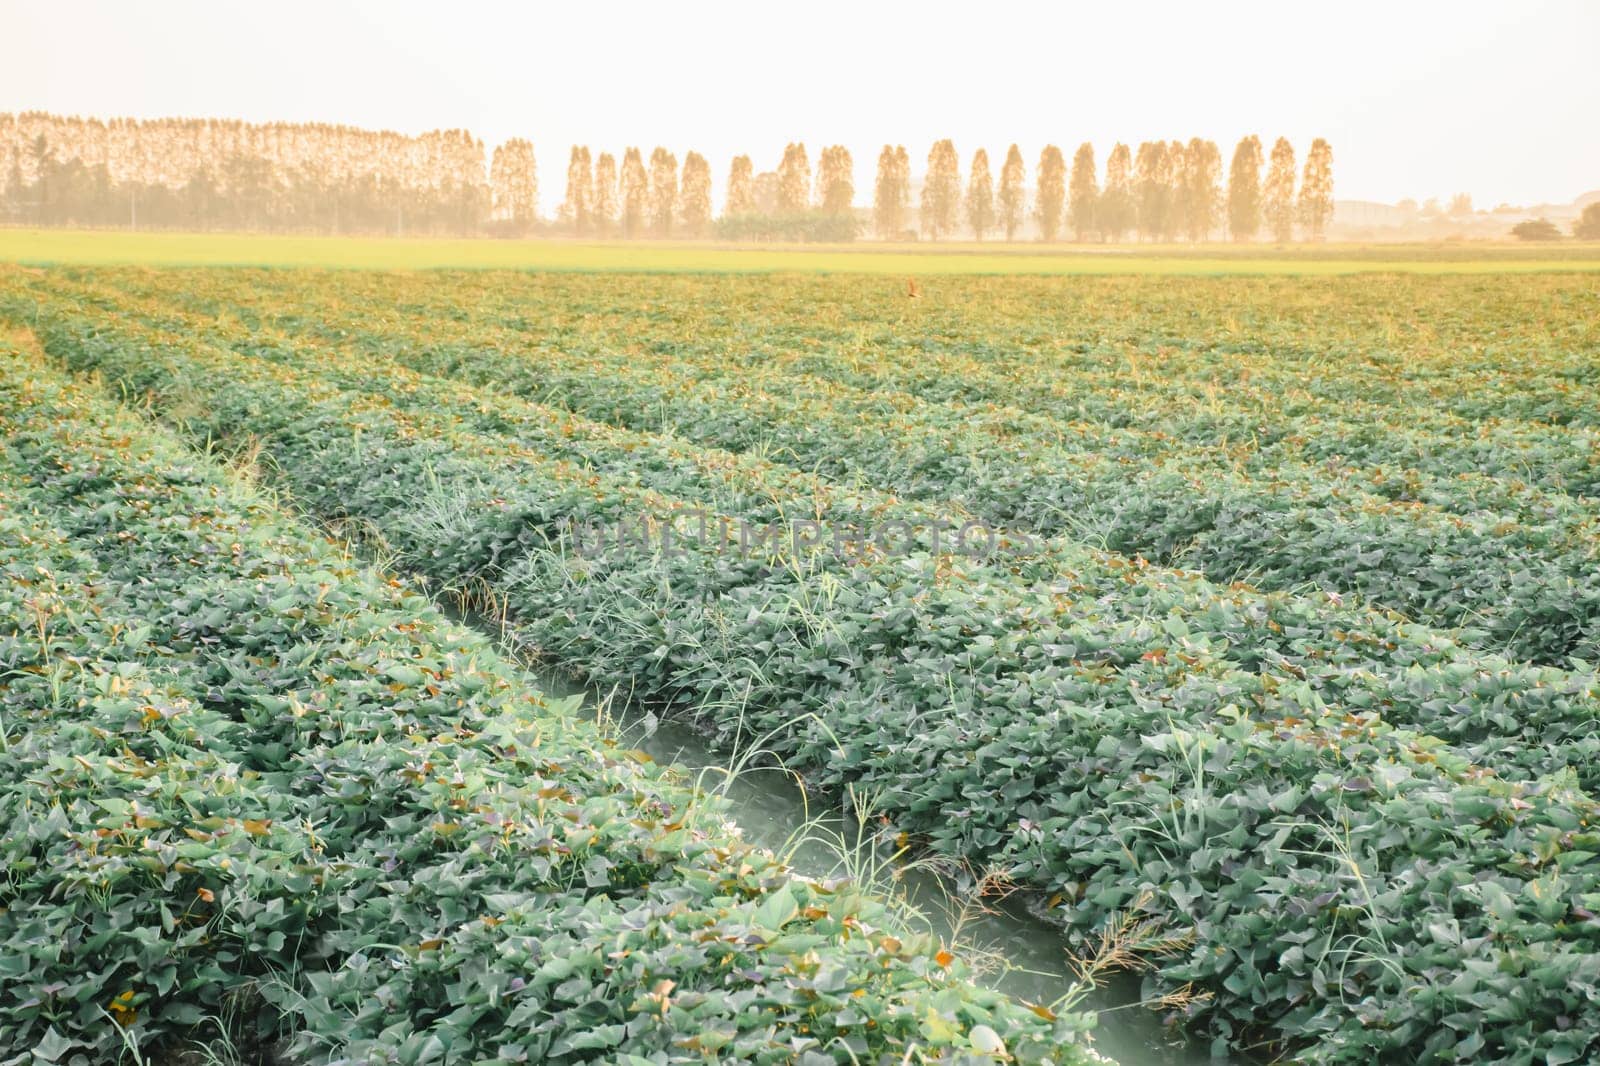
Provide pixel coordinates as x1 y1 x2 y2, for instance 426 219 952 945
557 135 1332 241
2 112 1334 241
557 143 858 241
1 112 510 235
871 136 1332 241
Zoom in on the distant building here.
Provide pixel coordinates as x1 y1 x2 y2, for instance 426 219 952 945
1332 200 1410 228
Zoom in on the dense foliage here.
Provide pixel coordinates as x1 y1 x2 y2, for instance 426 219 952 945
3 266 1599 1063
1512 219 1564 241
47 267 1600 665
1 112 493 235
714 212 861 243
1576 203 1600 240
0 337 1094 1064
5 112 1335 242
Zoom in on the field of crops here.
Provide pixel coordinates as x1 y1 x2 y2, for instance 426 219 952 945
2 262 1599 1064
0 330 1101 1064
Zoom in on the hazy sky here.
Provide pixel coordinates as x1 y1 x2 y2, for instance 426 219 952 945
5 0 1598 213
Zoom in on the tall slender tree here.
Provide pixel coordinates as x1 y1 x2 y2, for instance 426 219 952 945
1179 137 1222 241
489 138 537 229
725 154 754 216
561 145 592 234
1067 142 1098 241
591 152 617 234
1173 139 1197 240
1226 135 1263 241
965 148 995 240
921 139 961 239
753 171 780 214
1163 140 1188 241
1133 141 1168 241
1098 143 1134 241
1298 137 1334 241
1263 137 1297 242
619 147 647 238
873 144 909 239
648 147 678 236
1035 145 1066 241
816 145 854 215
997 144 1026 240
777 142 810 213
679 151 712 236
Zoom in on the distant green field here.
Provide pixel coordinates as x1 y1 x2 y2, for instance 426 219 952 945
4 227 1600 274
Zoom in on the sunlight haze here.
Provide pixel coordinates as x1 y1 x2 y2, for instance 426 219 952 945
4 4 1600 1066
6 0 1597 212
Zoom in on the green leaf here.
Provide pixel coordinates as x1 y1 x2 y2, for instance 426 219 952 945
32 1027 76 1064
754 888 800 933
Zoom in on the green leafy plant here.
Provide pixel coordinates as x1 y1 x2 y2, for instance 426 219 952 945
6 264 1600 1064
0 340 1095 1064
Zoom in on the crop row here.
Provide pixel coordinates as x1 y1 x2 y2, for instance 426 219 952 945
49 265 1600 532
359 338 1600 667
146 267 1600 490
39 268 1595 666
20 295 1600 789
137 267 1600 437
16 304 1600 1062
0 340 1087 1064
43 267 1597 513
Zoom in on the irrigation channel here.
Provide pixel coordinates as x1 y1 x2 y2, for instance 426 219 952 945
463 607 1244 1066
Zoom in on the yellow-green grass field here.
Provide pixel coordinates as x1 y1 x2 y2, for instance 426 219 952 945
4 226 1600 274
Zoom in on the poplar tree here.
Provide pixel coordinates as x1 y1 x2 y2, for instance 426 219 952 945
1297 137 1334 241
1098 143 1134 241
921 139 960 239
1164 140 1187 241
648 147 678 236
591 152 617 234
1263 137 1297 242
966 148 995 240
1179 137 1222 241
998 144 1026 240
619 147 647 238
814 148 838 212
777 142 810 213
1226 135 1263 241
561 145 592 234
725 155 755 216
1035 145 1066 241
679 151 712 236
816 145 854 215
490 138 537 228
894 146 910 229
873 145 909 239
753 171 780 214
1067 142 1098 241
1134 141 1168 241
